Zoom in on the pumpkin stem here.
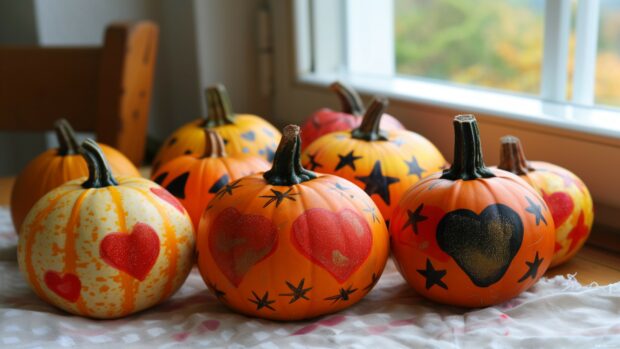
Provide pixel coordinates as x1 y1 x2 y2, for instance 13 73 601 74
351 97 389 141
498 135 534 175
263 125 317 186
441 114 495 181
330 81 365 116
203 84 235 127
54 118 80 155
80 139 119 188
202 129 227 158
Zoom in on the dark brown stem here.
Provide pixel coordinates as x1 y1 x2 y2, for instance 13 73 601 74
441 114 495 181
80 139 118 188
351 97 389 141
330 81 365 116
54 119 80 155
202 129 227 158
498 135 534 175
203 84 235 127
263 125 317 186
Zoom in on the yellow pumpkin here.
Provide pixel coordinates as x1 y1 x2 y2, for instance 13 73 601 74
17 139 195 319
152 84 281 174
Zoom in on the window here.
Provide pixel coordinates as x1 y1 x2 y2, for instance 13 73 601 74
596 0 620 107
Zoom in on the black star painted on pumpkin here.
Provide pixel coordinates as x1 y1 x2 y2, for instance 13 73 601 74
362 202 380 223
355 161 400 206
330 182 355 199
363 273 380 291
214 179 243 200
209 174 230 193
207 282 226 301
417 259 448 290
165 172 190 199
249 291 276 311
279 279 312 304
402 204 428 235
405 156 425 179
305 152 323 171
335 150 363 171
260 188 298 208
324 285 357 303
518 252 544 283
525 196 547 226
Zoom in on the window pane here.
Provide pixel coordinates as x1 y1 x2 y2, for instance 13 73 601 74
395 0 545 95
596 0 620 107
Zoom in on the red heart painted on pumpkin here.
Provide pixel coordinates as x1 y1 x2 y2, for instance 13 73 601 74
44 271 81 302
100 222 160 281
292 208 372 283
151 187 185 213
209 207 278 287
541 190 574 227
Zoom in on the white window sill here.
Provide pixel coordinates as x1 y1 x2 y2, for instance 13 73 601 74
297 73 620 144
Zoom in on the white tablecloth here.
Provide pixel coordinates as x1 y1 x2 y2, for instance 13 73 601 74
1 207 619 349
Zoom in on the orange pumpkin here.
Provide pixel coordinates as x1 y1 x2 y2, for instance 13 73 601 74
152 84 281 173
196 125 389 320
300 81 404 149
302 98 446 223
151 130 270 229
390 115 555 307
497 136 593 267
17 139 195 319
10 119 139 232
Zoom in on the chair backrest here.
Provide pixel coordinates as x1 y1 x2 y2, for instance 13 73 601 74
0 21 158 165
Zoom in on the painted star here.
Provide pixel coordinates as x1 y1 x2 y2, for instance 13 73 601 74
324 285 357 303
335 150 363 171
392 138 405 147
362 203 380 223
402 203 428 235
567 211 589 252
518 252 544 282
305 152 323 171
417 259 448 290
362 273 380 291
207 281 226 301
214 179 243 200
260 188 298 208
405 156 425 179
248 291 276 311
525 196 547 226
355 161 400 206
330 182 355 199
209 174 230 193
279 279 312 304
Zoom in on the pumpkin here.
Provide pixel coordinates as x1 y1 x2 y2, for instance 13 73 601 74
390 115 555 307
300 81 404 149
196 125 389 320
497 135 593 267
151 130 270 229
301 98 446 223
17 139 195 319
152 84 281 173
10 119 139 232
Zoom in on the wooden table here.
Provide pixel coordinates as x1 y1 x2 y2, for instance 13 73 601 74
1 174 619 285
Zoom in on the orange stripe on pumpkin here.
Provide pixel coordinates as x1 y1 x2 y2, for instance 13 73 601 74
64 190 91 315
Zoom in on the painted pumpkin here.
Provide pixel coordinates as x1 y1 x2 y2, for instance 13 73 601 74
196 125 389 320
497 136 593 267
152 84 281 173
10 119 139 232
151 130 270 229
302 98 446 223
17 139 195 319
390 115 555 307
300 81 404 149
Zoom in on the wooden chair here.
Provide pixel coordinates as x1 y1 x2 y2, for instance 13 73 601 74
0 21 158 165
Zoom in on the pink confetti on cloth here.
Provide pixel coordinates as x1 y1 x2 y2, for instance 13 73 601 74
1 207 619 348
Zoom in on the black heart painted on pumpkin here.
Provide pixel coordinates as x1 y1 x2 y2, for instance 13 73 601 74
436 204 523 287
165 172 189 199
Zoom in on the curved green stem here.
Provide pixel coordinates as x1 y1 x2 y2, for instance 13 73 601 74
263 125 317 186
202 129 227 158
80 139 118 188
440 114 495 181
498 135 534 175
330 81 365 116
203 84 235 127
54 119 80 155
351 97 389 141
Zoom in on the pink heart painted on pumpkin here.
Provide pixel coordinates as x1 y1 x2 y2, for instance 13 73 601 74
100 222 160 281
541 189 574 227
208 207 278 287
292 208 372 283
151 187 185 213
44 271 81 302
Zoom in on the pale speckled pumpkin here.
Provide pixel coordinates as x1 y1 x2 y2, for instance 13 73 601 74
17 139 195 319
